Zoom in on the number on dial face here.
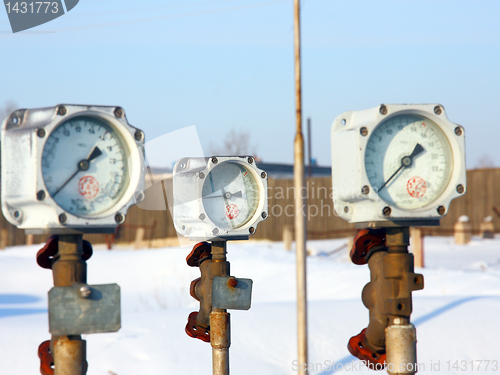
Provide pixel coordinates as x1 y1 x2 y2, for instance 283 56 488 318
364 115 453 209
41 116 129 217
202 163 260 230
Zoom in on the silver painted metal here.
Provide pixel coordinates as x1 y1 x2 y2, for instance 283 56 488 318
79 285 91 298
49 283 121 335
386 324 417 375
1 104 146 234
173 156 268 241
212 277 252 310
331 104 466 225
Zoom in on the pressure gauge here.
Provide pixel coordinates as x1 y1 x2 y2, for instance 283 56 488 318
1 104 145 233
41 116 130 217
202 162 261 230
331 104 466 226
173 156 268 240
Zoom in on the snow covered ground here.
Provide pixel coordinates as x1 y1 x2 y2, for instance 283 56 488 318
0 235 499 374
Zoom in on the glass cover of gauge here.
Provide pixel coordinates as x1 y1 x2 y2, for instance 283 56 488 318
202 162 260 229
364 114 453 210
41 115 130 217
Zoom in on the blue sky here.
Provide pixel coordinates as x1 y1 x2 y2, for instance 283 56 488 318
1 0 500 168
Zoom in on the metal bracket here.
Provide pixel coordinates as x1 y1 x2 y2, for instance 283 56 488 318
48 283 121 335
212 277 252 310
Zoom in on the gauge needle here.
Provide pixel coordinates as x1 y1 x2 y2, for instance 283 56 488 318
378 143 425 192
203 191 242 199
220 187 237 229
52 146 103 197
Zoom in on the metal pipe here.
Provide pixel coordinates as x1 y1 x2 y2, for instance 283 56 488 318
293 0 302 136
51 235 87 375
211 311 230 375
385 228 417 375
211 241 227 262
210 241 230 375
293 0 308 372
386 324 417 375
53 336 87 375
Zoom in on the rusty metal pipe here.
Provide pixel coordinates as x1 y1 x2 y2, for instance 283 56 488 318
195 258 230 328
51 235 87 375
348 228 423 370
211 241 227 262
384 228 418 375
211 311 230 375
210 241 230 375
53 336 87 375
363 251 390 353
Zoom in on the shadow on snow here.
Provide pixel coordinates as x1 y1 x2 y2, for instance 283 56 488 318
0 294 45 318
317 296 498 375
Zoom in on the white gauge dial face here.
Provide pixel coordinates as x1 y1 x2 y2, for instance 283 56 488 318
364 114 453 209
41 116 130 217
202 163 260 230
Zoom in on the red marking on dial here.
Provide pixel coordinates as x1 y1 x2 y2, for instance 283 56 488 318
78 175 99 199
407 176 427 198
226 204 239 220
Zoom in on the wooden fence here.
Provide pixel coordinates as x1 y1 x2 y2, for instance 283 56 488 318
1 168 499 247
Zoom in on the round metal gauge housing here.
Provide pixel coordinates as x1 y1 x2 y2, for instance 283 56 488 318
364 114 454 210
172 156 268 240
202 162 261 230
41 114 133 218
330 104 466 224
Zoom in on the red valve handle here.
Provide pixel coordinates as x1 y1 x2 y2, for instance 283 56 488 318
348 328 386 370
186 242 211 267
185 242 214 342
185 312 210 343
36 236 93 269
350 229 386 265
38 340 54 375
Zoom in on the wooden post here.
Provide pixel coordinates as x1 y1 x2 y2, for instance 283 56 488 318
134 227 145 249
0 229 8 250
283 225 293 251
410 227 424 268
479 216 494 239
26 234 34 246
454 215 472 244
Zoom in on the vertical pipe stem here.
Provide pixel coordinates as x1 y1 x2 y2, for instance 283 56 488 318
385 228 416 375
293 0 308 372
51 235 87 375
386 324 417 375
211 311 230 375
211 241 230 375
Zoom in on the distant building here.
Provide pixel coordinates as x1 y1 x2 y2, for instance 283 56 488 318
255 162 331 179
149 162 332 181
